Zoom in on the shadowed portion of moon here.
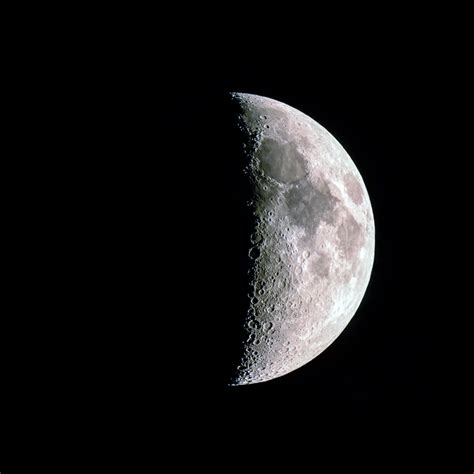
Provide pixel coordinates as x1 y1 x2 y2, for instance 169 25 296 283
197 93 259 385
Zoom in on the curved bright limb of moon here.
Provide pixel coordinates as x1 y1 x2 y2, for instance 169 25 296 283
228 93 375 385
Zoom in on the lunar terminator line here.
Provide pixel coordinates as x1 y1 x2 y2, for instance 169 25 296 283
228 93 375 385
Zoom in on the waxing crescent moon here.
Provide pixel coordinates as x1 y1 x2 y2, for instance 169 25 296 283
228 93 375 385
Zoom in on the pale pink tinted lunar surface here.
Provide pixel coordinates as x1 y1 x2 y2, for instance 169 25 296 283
229 93 375 385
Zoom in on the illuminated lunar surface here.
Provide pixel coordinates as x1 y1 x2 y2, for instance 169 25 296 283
229 93 375 385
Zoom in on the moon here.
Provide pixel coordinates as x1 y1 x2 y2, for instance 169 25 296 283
227 93 375 385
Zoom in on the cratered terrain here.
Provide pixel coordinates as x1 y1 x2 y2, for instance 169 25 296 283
221 93 375 385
